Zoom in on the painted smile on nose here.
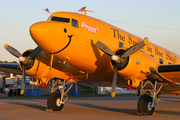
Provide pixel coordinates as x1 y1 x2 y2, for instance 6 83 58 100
30 22 73 54
49 34 73 54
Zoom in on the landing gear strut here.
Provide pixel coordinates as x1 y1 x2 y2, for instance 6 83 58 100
47 79 73 111
137 80 163 115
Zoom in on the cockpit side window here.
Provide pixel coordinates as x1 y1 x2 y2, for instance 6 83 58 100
51 16 70 23
71 19 78 28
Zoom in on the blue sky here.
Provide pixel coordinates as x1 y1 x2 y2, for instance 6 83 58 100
1 0 180 61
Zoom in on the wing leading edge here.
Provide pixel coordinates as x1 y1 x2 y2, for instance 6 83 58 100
157 64 180 83
0 63 22 75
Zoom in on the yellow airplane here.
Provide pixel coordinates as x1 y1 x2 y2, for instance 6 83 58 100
2 10 180 115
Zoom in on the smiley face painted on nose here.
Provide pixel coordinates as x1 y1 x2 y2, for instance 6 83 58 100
30 21 73 54
49 35 73 54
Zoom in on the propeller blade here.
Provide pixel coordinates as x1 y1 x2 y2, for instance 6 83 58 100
4 44 22 58
29 47 42 58
21 65 25 95
111 63 118 97
121 38 149 58
95 41 115 56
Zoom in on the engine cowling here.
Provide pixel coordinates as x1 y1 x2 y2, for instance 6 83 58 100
19 50 70 84
111 48 160 88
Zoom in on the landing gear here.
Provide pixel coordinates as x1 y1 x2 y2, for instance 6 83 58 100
47 79 74 111
137 80 163 115
47 92 64 111
138 95 154 115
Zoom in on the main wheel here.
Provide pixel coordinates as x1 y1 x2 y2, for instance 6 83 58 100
137 95 155 115
47 92 64 111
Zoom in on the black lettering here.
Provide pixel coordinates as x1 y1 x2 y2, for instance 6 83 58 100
147 47 152 53
166 52 170 60
115 29 119 39
155 46 163 57
166 51 176 63
128 35 133 45
111 28 126 41
111 28 116 38
119 35 125 41
128 35 139 46
122 36 125 41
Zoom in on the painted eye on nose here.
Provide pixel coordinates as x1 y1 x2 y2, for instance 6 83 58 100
64 28 67 33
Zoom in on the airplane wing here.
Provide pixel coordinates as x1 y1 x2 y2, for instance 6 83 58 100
157 64 180 84
0 63 22 75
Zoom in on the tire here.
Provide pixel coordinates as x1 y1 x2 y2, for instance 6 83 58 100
137 95 155 115
47 92 64 111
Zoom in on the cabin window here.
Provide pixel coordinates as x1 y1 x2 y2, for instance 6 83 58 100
159 58 163 64
71 19 78 28
51 16 70 23
168 62 172 65
119 42 124 47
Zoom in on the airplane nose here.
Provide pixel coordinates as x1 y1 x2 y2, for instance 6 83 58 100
29 21 72 54
30 22 51 43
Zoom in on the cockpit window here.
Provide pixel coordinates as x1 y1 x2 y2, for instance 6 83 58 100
71 19 78 28
51 16 70 23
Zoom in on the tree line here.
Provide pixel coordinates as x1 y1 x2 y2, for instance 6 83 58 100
0 61 18 64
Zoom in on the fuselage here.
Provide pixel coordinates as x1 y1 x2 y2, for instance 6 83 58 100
30 11 180 84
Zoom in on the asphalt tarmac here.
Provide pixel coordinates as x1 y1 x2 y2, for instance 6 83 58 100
0 95 180 120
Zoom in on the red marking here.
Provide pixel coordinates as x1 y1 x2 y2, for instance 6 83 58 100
65 77 77 82
126 85 132 90
66 78 71 82
41 83 47 88
133 48 135 50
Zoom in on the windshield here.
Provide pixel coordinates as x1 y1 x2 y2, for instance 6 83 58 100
51 16 70 23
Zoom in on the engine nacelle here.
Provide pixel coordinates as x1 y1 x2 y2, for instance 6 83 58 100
19 50 70 84
112 48 160 88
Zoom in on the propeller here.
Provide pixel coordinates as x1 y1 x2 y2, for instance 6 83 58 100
95 38 149 97
4 44 42 95
21 65 25 95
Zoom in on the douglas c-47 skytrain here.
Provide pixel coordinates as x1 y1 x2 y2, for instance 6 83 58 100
1 9 180 115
